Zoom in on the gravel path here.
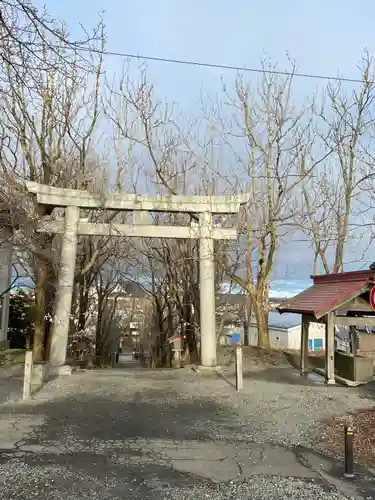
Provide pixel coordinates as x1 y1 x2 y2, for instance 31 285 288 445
0 366 374 499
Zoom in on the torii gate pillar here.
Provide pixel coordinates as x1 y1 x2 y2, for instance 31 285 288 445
199 211 216 367
50 205 80 369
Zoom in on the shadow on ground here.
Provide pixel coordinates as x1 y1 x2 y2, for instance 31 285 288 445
0 388 240 498
358 380 375 401
3 388 237 444
3 451 208 500
284 351 325 371
242 366 327 386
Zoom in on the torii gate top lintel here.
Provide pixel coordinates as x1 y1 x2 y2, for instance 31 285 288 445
25 181 249 214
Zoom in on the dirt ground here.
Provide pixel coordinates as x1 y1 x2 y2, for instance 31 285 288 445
319 406 375 468
217 345 325 371
218 346 375 469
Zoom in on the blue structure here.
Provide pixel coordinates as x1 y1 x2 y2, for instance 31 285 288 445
228 332 241 345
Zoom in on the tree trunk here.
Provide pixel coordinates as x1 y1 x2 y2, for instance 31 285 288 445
255 302 270 348
333 209 350 273
185 306 198 363
253 282 270 349
243 319 250 346
33 260 48 362
32 205 53 362
153 300 166 367
182 288 198 363
78 275 90 333
95 295 104 365
243 294 252 346
253 273 270 348
43 265 56 361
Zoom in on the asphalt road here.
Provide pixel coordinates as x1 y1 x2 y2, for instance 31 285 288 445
0 367 374 499
0 365 23 404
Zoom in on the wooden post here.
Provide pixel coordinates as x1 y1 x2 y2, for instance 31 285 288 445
300 315 310 375
23 350 33 399
325 312 335 384
236 345 243 391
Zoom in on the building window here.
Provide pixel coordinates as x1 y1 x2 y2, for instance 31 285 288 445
308 339 313 350
314 338 323 351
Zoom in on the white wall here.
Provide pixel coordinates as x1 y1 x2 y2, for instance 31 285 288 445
247 321 325 351
287 322 326 351
248 324 289 349
0 227 13 342
269 327 289 349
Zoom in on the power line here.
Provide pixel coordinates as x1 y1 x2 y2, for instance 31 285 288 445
80 46 365 84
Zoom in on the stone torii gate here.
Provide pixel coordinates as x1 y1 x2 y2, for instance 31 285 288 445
26 182 247 374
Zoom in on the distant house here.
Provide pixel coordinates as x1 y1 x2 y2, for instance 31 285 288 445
221 310 326 351
248 311 326 351
108 282 151 323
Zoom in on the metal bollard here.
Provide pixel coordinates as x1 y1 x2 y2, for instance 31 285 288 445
343 424 354 478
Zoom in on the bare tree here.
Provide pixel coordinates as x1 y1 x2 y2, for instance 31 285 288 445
0 0 104 87
0 14 105 360
209 63 320 348
104 65 205 365
300 52 375 273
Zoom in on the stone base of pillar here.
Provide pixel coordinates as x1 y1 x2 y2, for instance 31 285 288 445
195 365 222 374
325 378 336 385
48 365 72 377
32 362 49 384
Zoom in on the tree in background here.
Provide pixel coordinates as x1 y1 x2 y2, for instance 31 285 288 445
8 290 34 349
298 52 375 274
208 63 321 348
0 1 105 361
0 0 102 79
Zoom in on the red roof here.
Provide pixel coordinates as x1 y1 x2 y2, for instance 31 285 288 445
167 335 184 344
278 270 375 318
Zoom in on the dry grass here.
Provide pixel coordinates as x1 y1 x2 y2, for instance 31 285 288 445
319 408 375 467
217 345 289 367
218 346 326 370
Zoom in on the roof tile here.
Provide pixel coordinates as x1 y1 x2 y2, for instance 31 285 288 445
278 270 375 318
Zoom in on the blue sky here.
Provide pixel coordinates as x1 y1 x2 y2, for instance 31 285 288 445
34 0 375 284
43 0 375 99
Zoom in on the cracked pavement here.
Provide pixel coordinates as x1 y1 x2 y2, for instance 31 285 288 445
0 367 374 499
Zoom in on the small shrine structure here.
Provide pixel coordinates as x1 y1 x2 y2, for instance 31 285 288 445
278 269 375 385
